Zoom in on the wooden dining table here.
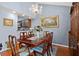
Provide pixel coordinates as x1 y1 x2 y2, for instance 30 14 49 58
18 34 51 48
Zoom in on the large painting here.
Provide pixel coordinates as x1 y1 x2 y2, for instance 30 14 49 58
41 16 59 28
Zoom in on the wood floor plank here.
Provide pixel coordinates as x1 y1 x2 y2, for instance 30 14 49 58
53 45 70 56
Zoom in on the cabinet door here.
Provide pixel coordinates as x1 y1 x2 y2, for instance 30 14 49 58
71 6 78 37
69 32 78 56
71 17 77 36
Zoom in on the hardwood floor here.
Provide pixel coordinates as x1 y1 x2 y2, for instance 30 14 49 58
53 45 70 56
0 45 70 56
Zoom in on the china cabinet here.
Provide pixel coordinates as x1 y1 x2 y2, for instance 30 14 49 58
69 2 79 56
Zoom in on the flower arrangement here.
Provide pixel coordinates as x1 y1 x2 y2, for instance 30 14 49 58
34 25 42 32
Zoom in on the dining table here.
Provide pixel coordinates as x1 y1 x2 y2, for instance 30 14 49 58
18 34 51 48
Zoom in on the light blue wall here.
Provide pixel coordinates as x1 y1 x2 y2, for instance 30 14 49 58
32 5 70 45
0 12 18 43
0 3 70 45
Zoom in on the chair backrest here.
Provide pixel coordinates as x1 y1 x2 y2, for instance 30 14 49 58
20 32 24 40
44 33 53 48
41 35 51 54
8 35 17 56
50 32 53 42
8 35 15 56
24 32 27 38
20 32 28 40
46 32 53 42
12 36 17 49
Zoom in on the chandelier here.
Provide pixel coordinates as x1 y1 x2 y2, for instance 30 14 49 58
30 4 42 15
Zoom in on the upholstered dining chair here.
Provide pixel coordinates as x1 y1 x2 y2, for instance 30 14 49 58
32 33 51 56
32 42 50 56
8 35 35 56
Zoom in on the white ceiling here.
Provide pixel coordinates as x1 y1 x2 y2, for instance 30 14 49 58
38 2 72 6
0 2 72 16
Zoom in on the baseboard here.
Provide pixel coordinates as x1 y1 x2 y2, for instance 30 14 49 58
52 43 69 48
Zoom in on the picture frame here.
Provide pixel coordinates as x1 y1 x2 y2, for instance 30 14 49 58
17 18 31 31
3 18 13 26
41 16 59 28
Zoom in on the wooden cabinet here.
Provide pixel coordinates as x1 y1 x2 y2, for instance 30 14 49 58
69 2 79 56
69 31 78 55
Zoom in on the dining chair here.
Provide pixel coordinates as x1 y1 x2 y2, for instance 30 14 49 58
8 35 35 56
20 32 30 39
20 32 24 40
32 33 51 56
20 32 27 40
24 32 27 39
8 35 16 55
32 42 49 56
50 32 53 53
47 32 53 55
20 32 29 47
45 33 53 56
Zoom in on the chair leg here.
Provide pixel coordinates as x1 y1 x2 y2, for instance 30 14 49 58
48 48 51 56
46 47 51 56
47 51 49 56
33 51 37 56
51 44 53 53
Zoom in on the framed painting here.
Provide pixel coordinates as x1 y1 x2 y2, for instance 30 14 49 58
3 18 13 26
41 16 59 28
17 16 32 31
